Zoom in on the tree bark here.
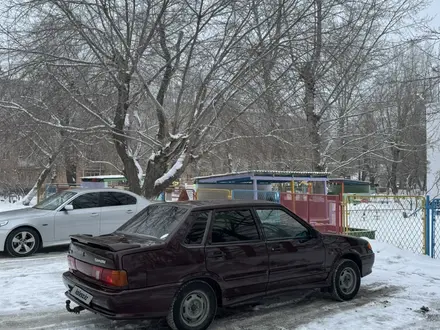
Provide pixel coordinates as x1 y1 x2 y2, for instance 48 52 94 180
306 110 323 171
338 114 347 177
142 147 189 199
112 68 141 195
64 145 77 185
22 153 60 205
142 157 169 198
390 144 400 194
302 0 323 172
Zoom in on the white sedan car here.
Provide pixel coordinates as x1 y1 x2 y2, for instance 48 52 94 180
0 188 151 257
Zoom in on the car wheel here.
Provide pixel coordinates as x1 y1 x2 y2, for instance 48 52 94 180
331 259 361 301
5 227 40 257
167 280 217 330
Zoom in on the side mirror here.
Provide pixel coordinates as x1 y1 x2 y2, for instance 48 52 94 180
309 229 320 239
64 204 74 211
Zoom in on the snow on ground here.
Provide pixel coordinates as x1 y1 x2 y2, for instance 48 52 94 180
0 239 440 329
0 197 36 212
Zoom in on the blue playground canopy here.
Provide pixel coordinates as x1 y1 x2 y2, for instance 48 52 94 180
194 170 330 194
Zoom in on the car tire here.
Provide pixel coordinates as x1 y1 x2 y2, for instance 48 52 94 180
331 259 361 301
5 227 40 257
166 280 218 330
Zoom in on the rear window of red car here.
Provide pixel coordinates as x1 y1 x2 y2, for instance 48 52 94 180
116 204 188 240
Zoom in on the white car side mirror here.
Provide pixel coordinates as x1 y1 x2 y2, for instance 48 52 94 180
64 204 74 211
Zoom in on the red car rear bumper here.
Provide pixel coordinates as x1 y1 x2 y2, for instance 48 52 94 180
63 271 179 320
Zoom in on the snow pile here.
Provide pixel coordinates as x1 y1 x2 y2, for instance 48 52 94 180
0 197 36 212
297 238 440 330
0 239 440 329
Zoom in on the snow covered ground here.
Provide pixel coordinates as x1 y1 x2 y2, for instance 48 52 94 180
0 197 36 211
1 198 440 329
0 238 440 329
347 197 426 255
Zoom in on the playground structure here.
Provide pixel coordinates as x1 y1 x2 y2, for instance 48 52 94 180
34 171 434 258
327 178 373 195
31 169 438 260
191 170 343 234
80 175 128 188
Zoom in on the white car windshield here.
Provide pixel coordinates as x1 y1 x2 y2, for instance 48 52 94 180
33 191 77 210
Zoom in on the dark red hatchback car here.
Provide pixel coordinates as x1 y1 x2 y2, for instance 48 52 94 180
63 200 374 330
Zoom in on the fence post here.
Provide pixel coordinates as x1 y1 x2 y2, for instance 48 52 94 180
290 180 296 213
344 194 351 233
425 195 430 256
252 178 258 200
307 194 310 223
433 200 436 259
341 194 346 233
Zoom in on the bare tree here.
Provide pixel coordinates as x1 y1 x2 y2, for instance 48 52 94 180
285 0 429 171
0 0 436 199
0 0 317 198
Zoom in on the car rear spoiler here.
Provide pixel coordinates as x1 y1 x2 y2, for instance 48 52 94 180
70 234 142 252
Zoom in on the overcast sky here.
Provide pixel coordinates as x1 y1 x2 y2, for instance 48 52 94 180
422 1 440 29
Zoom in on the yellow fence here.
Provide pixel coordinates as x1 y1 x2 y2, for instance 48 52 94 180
343 194 426 255
196 188 232 201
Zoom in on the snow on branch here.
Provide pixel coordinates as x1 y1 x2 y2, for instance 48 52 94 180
169 132 188 140
154 152 186 187
0 101 107 133
127 146 144 185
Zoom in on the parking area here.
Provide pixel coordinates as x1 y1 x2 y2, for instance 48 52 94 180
1 241 440 330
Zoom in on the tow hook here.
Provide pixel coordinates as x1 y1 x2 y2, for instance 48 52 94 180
66 300 85 314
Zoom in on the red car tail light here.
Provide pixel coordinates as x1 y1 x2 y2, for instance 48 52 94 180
67 256 128 287
67 255 77 271
101 269 128 287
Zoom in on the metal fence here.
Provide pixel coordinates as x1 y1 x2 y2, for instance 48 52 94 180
192 188 432 256
435 220 440 258
426 197 440 258
343 194 426 255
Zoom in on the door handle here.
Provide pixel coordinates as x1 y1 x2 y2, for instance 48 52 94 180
90 213 99 217
271 245 282 252
207 251 226 259
126 210 133 214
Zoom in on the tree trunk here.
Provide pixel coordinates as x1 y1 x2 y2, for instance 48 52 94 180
64 147 77 185
370 173 376 186
306 109 322 171
142 150 189 199
65 164 77 185
390 144 400 195
142 157 169 198
22 154 59 205
113 135 142 194
302 0 322 172
338 114 347 177
361 144 370 182
112 70 141 195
